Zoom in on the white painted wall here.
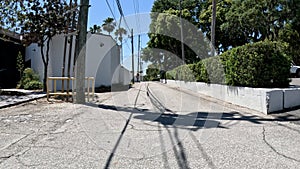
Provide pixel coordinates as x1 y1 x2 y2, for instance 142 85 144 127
167 80 290 114
25 33 131 90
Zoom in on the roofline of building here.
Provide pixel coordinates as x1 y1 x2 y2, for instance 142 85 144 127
0 28 21 41
88 31 119 44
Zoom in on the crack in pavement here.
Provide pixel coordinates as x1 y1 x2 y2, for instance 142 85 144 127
262 126 300 163
0 109 83 166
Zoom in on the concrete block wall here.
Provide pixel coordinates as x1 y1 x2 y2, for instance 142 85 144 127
167 80 299 114
283 89 300 109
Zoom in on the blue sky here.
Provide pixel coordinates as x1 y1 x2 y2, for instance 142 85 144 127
87 0 155 70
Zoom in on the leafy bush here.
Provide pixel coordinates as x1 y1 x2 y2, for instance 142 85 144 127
220 40 291 88
17 68 43 90
167 64 195 81
24 81 43 90
171 57 224 84
144 67 160 81
167 40 290 88
198 57 225 84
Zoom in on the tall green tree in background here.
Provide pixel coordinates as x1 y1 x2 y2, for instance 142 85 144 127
199 0 232 53
221 0 300 63
146 0 300 65
102 17 116 35
143 0 208 70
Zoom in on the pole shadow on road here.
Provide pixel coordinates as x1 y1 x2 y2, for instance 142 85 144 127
97 103 300 128
87 103 300 168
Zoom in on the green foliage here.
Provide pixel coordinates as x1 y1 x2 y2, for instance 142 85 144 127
144 1 209 66
1 0 77 91
16 51 24 78
202 56 225 84
17 68 43 90
168 57 224 84
167 41 291 88
90 24 101 34
220 40 291 88
199 0 233 52
144 67 160 81
167 64 195 82
24 81 43 90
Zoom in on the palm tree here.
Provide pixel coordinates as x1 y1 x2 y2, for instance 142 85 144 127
90 24 101 34
114 27 127 64
114 27 127 44
102 17 116 35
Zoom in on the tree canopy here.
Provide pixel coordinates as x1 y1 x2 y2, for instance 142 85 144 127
144 0 300 68
102 17 116 35
0 0 76 91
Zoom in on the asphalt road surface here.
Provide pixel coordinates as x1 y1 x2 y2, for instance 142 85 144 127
0 82 299 168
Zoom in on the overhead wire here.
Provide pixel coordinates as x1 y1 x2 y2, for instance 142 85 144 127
105 0 131 51
115 0 132 52
105 0 117 22
115 0 131 32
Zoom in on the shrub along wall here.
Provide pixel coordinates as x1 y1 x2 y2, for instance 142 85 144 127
167 40 291 88
220 40 291 88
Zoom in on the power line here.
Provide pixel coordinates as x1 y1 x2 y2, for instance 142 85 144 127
105 0 117 22
115 0 130 32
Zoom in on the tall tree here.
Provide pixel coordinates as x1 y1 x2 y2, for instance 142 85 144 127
114 27 127 43
199 0 233 53
211 0 217 56
102 17 116 35
17 0 74 91
144 1 208 69
114 27 127 63
221 0 290 44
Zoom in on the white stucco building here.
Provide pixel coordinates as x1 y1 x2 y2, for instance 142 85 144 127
25 32 131 90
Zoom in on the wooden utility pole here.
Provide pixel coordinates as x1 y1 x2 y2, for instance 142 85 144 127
75 0 90 104
131 29 134 84
211 0 217 56
179 0 185 64
137 34 140 75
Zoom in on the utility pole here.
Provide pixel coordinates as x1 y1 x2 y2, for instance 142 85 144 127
137 34 140 75
75 0 90 104
131 29 134 84
179 0 185 64
211 0 217 56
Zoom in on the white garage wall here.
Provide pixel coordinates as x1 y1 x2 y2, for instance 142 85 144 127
26 33 130 90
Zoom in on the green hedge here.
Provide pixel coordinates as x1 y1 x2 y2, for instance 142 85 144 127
167 57 224 84
166 40 291 88
220 40 291 88
144 68 160 81
166 64 195 81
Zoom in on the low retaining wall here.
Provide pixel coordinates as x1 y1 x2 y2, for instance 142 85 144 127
167 80 300 114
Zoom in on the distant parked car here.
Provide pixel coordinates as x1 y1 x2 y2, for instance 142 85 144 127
290 62 300 78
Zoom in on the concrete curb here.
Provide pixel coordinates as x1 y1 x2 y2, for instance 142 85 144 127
0 93 47 109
